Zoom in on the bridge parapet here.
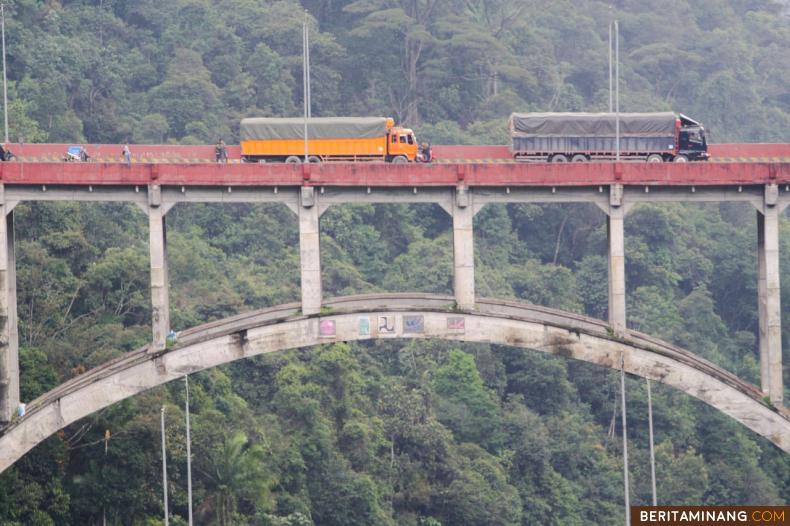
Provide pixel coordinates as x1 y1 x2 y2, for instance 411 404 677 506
1 160 790 187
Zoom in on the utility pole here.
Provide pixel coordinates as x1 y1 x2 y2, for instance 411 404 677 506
615 19 620 162
161 406 169 526
302 10 311 163
621 356 630 526
1 2 9 144
647 379 657 506
103 429 109 526
608 7 613 113
185 376 194 526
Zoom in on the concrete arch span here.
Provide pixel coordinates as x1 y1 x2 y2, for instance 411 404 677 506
1 293 789 473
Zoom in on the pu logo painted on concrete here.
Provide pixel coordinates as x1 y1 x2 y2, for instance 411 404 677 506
358 317 370 337
319 319 336 337
378 316 396 335
447 317 465 332
403 315 424 334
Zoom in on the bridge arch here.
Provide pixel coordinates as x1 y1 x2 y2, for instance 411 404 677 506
1 293 788 473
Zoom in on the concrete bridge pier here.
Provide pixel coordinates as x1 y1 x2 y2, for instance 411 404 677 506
300 187 322 315
757 184 783 405
452 187 475 310
0 184 18 423
608 184 626 333
148 185 170 351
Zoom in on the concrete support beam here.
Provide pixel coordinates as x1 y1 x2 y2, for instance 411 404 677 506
453 188 475 310
299 187 322 315
757 211 769 395
757 190 783 405
149 186 170 351
0 189 18 422
608 185 626 333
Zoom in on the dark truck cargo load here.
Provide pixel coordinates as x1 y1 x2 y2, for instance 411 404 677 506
510 112 677 137
241 117 389 140
508 112 708 162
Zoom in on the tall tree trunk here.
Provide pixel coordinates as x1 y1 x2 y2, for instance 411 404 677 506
405 38 422 124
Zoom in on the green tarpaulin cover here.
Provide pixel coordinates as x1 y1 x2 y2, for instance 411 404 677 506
509 112 677 137
241 117 389 140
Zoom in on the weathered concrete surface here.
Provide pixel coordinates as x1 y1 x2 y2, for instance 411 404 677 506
452 191 475 310
1 294 788 473
299 187 322 315
0 199 18 423
608 185 626 333
148 188 170 351
758 210 769 395
758 186 783 405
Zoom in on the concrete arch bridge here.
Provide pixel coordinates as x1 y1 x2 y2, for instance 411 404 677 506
1 158 790 471
1 293 788 473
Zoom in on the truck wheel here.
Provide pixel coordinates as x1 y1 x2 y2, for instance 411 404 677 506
646 154 664 163
285 156 302 164
550 154 568 163
308 156 322 163
571 154 588 162
391 155 408 164
673 154 688 163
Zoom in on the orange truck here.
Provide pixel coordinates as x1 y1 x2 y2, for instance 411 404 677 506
240 117 418 163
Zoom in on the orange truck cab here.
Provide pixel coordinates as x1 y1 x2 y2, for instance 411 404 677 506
240 116 418 163
386 123 419 163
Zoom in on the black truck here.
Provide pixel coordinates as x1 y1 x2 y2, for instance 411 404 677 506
509 112 709 163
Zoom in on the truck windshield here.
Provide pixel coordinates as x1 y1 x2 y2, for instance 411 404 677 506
687 128 704 147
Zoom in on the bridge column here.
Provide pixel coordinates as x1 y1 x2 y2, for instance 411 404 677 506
757 185 782 405
148 185 170 351
299 187 322 315
608 185 626 333
0 185 18 423
453 187 475 310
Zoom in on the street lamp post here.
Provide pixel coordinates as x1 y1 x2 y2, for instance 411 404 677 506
302 10 311 163
614 19 620 162
608 12 613 113
185 376 194 526
647 379 657 506
1 2 9 144
621 356 630 526
161 406 169 526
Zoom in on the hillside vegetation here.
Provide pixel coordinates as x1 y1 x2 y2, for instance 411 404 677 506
0 1 789 525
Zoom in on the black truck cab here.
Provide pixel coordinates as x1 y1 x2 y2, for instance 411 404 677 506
677 115 709 161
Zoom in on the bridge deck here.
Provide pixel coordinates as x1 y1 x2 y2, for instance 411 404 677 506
0 143 787 188
1 161 789 187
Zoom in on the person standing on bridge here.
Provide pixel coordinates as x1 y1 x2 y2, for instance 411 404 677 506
216 139 228 164
0 143 11 161
122 144 132 167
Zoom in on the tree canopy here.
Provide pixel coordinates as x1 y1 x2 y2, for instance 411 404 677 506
1 1 789 524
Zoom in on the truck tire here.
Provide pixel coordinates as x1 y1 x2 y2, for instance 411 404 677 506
550 154 569 163
673 154 688 163
646 154 664 163
285 156 302 164
571 154 588 162
308 156 322 163
391 155 409 164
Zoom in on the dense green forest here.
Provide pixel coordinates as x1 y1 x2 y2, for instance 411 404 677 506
1 0 789 525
